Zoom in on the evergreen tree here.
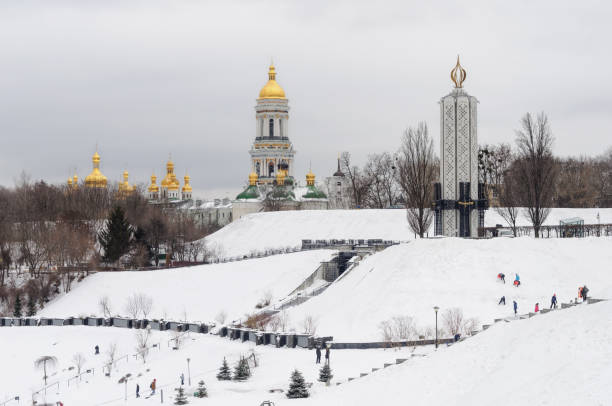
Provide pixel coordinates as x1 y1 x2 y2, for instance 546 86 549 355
98 206 133 264
13 293 22 317
194 380 207 398
173 386 188 405
26 294 37 317
232 356 251 381
318 363 333 383
216 357 231 381
286 369 309 398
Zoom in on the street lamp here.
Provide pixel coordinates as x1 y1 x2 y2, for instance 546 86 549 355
186 358 191 386
433 306 440 349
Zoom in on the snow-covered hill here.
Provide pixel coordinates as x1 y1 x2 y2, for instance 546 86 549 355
39 250 335 322
299 300 612 406
283 237 612 341
205 208 612 258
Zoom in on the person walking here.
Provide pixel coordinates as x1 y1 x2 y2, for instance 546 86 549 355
513 300 518 315
180 373 185 386
95 345 99 355
136 383 140 398
534 303 539 313
150 378 156 396
325 347 330 365
582 285 589 302
550 294 557 309
498 273 505 283
498 296 506 305
315 347 321 364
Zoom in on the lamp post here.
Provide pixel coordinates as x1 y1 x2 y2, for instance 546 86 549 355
186 358 191 386
433 306 440 349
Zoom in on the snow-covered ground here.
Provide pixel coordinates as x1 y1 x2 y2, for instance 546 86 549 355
283 237 612 341
39 250 335 322
0 326 420 405
205 208 612 257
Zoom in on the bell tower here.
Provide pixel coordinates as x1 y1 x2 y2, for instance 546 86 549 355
249 64 295 184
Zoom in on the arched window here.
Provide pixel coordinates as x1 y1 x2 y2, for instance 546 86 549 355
268 162 275 176
255 161 261 175
269 118 274 137
279 119 283 137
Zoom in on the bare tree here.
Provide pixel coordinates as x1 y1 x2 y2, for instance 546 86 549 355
137 293 153 319
215 310 228 325
496 165 521 236
34 355 58 386
124 294 140 319
341 152 371 208
98 295 112 318
363 152 398 208
442 308 465 336
301 315 318 335
278 310 290 332
72 353 86 379
105 343 118 377
514 112 558 237
135 328 152 363
397 122 438 237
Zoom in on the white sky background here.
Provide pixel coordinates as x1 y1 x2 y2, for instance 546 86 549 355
0 0 610 199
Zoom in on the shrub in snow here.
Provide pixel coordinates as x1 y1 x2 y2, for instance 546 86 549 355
13 293 22 317
318 363 333 383
286 369 309 398
194 380 208 398
174 386 188 404
232 356 251 381
216 357 231 381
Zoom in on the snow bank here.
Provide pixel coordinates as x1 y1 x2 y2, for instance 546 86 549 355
283 237 612 341
38 250 335 322
205 208 612 257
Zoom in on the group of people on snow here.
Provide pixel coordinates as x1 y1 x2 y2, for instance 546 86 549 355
315 346 330 364
497 273 591 315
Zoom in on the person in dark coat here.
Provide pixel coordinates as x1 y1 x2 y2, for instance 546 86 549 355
498 296 506 305
325 347 330 364
513 300 518 315
550 294 557 309
136 383 140 398
315 347 321 364
95 345 99 355
498 273 505 283
150 379 156 395
582 285 589 301
180 373 184 385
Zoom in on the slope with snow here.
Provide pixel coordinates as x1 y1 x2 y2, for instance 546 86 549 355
38 250 335 322
283 237 612 342
205 208 612 257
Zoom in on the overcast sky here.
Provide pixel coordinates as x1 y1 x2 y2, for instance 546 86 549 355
1 0 610 198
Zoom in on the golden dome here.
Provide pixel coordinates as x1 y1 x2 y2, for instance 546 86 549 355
118 170 134 194
182 175 192 193
161 159 180 189
67 177 73 187
248 172 258 186
258 64 286 99
148 173 159 193
306 170 315 186
85 151 108 188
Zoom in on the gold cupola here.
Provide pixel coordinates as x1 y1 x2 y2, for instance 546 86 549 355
248 172 258 186
182 174 192 193
450 55 467 88
258 64 286 99
84 151 108 188
118 170 134 194
306 170 315 186
148 173 159 193
161 159 180 191
67 177 73 187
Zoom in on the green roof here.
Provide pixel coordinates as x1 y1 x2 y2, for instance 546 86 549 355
303 185 327 199
236 185 260 200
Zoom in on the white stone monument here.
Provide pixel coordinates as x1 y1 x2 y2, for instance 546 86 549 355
433 57 488 237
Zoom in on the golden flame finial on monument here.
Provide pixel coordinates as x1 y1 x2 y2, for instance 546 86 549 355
450 55 467 88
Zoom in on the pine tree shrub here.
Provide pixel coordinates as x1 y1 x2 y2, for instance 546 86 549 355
174 386 188 405
194 380 207 398
232 356 251 381
13 293 22 317
318 363 333 383
216 357 231 381
98 206 133 264
286 369 309 398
